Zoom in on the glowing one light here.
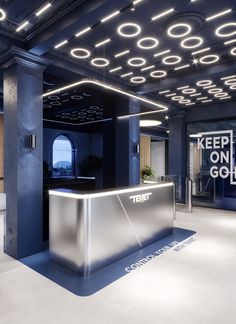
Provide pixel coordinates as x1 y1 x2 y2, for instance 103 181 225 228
75 27 91 38
117 22 141 38
140 120 162 126
177 86 189 90
159 90 170 94
165 93 177 97
121 72 133 78
153 49 171 57
190 93 202 97
206 8 232 21
114 50 130 57
109 66 122 73
137 37 159 50
95 38 111 47
215 22 236 38
101 10 120 23
191 47 210 55
151 8 174 21
221 75 236 80
167 23 192 38
35 3 51 16
71 48 91 59
128 57 146 67
16 21 29 32
141 65 155 71
174 64 190 71
162 55 181 65
150 70 167 78
91 58 110 67
130 76 146 84
54 40 68 49
224 39 236 45
181 36 203 49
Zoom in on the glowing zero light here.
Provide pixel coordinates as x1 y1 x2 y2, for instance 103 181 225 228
230 47 236 56
42 79 168 112
117 22 141 38
91 58 110 67
196 80 212 86
215 22 236 38
167 23 192 38
181 36 203 49
150 70 167 78
130 76 146 84
128 57 146 67
0 8 6 20
137 37 159 50
182 88 196 94
71 48 91 59
199 54 219 64
162 55 181 65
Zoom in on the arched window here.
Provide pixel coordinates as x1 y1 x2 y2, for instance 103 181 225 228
52 135 74 176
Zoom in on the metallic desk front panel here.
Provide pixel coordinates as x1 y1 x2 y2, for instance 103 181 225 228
49 184 174 275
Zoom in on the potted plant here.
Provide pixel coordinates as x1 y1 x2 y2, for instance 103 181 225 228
141 165 156 181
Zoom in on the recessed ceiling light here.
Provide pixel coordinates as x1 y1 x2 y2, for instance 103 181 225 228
214 92 228 97
150 70 167 78
121 72 133 78
95 38 111 47
191 47 210 55
159 90 170 94
206 8 232 21
114 50 130 58
225 79 236 85
151 8 174 21
128 57 146 67
208 88 223 93
215 22 236 38
101 10 120 23
153 49 171 57
174 64 190 71
109 66 122 73
182 88 196 94
167 23 192 38
177 86 189 90
140 120 162 127
35 3 51 16
0 8 6 20
181 36 203 49
16 21 29 32
71 48 91 59
171 96 184 101
54 40 68 49
162 55 181 65
199 54 219 64
117 22 141 38
141 65 155 71
130 76 146 83
91 58 110 67
137 37 159 50
230 47 236 56
224 39 236 45
75 27 91 38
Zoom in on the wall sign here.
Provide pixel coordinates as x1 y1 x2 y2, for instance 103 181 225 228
197 130 236 185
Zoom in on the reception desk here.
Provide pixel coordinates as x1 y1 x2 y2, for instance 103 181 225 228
49 182 175 275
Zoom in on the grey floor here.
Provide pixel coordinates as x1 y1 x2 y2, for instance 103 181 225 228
0 207 236 324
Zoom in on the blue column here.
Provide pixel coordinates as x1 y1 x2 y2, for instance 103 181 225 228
0 47 49 259
115 98 140 187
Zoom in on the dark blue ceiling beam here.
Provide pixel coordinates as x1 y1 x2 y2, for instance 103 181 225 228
26 0 132 56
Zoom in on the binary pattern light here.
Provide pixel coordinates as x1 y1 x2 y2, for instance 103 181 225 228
117 22 141 37
167 23 192 38
71 48 91 59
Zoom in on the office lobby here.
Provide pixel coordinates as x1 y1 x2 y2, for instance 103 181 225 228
0 0 236 323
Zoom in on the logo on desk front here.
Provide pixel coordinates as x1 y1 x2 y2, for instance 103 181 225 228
129 192 152 204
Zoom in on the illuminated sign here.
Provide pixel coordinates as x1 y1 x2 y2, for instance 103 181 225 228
197 130 236 184
129 192 152 203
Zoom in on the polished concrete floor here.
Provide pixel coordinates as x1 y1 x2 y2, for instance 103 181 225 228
0 207 236 324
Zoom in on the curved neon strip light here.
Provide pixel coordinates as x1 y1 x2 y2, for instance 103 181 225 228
42 79 168 112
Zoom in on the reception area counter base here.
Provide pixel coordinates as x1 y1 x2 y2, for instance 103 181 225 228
49 183 175 276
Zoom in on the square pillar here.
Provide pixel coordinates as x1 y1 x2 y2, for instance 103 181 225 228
0 47 49 259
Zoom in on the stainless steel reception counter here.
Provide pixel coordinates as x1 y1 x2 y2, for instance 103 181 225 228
49 182 175 275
